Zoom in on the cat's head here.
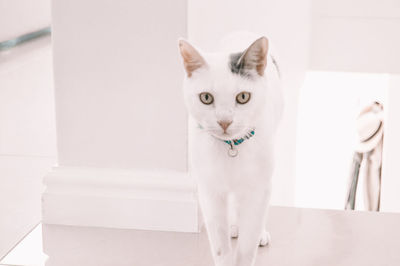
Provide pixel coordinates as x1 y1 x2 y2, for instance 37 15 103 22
178 37 269 140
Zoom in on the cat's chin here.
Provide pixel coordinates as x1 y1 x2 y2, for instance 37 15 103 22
211 130 246 141
212 133 233 141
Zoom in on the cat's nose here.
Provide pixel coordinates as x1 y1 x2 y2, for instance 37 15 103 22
218 120 232 132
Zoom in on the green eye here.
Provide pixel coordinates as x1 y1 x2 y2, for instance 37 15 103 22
236 91 251 104
199 92 214 105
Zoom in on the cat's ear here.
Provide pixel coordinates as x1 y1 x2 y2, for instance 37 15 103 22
178 39 207 77
237 37 269 76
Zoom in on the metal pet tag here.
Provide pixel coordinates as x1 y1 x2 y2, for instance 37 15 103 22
228 147 238 157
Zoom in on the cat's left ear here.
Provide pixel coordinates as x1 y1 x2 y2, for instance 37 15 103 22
238 37 269 76
178 39 207 77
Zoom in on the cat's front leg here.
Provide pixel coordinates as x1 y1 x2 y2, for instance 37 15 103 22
229 195 270 246
234 189 271 266
198 189 233 266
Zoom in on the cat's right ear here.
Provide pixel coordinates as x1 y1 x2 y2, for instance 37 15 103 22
178 39 207 77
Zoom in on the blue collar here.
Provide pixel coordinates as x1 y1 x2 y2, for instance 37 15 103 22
223 130 255 146
197 123 255 157
222 129 255 157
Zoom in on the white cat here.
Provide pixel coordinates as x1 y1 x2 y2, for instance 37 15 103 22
178 33 283 266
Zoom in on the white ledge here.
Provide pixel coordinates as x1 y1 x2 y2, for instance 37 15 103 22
42 166 199 232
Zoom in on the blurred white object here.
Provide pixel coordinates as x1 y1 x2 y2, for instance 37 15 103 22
345 102 384 211
295 71 388 210
355 102 384 153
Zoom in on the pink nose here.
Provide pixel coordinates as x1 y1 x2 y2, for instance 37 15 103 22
218 120 232 132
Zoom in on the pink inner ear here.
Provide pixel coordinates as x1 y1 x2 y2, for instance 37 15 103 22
179 40 206 77
242 37 269 76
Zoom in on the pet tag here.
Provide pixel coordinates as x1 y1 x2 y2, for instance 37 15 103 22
228 147 238 157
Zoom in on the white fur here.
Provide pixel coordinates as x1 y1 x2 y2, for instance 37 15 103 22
180 33 283 266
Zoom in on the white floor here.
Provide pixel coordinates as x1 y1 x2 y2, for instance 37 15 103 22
0 224 47 266
3 207 400 266
0 156 54 260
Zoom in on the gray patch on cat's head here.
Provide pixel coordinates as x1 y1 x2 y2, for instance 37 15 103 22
229 52 253 79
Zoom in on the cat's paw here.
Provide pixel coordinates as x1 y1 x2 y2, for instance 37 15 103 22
259 230 270 247
230 226 270 246
230 225 239 238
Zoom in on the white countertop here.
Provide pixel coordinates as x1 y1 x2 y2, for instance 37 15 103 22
40 206 400 266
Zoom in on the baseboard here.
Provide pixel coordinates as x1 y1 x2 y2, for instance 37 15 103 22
42 166 199 232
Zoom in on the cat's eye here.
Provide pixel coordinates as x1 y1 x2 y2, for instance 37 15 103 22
199 92 214 105
236 91 251 104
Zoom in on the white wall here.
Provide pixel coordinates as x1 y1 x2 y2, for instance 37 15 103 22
0 0 51 41
0 0 53 257
0 36 56 257
310 0 400 73
381 74 400 212
188 0 311 206
52 0 188 171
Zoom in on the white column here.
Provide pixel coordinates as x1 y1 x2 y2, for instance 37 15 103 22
52 0 188 170
43 0 198 232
